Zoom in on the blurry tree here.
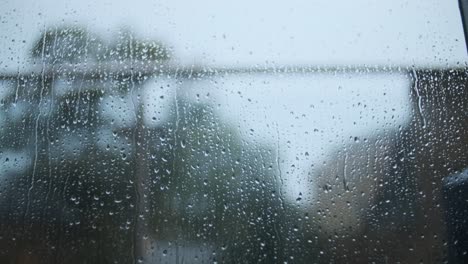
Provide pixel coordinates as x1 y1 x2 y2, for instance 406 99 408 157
31 26 100 63
30 26 169 64
0 25 297 264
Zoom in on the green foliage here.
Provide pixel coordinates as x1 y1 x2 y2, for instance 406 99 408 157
31 26 101 63
31 26 170 64
105 29 170 62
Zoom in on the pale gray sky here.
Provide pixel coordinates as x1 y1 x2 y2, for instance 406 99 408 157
0 0 466 71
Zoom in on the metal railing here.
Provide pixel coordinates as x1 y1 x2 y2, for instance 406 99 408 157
0 62 465 81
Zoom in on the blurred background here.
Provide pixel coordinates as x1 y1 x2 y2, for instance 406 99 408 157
0 0 467 263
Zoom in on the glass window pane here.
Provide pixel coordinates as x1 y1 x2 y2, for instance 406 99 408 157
0 0 466 263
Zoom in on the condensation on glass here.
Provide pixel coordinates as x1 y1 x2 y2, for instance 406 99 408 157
0 0 467 263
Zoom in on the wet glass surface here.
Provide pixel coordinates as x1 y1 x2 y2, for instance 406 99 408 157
0 1 467 263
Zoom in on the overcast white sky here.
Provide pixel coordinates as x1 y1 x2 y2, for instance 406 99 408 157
0 0 466 71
